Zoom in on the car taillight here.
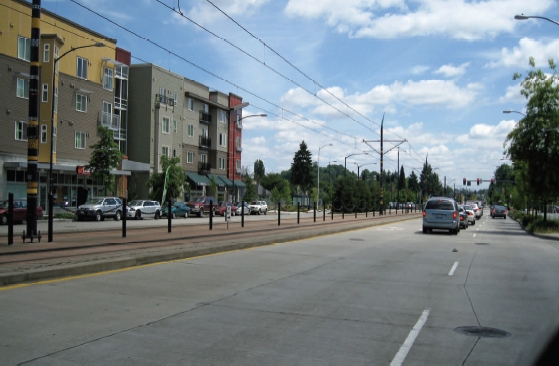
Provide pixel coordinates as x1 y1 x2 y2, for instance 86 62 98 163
453 211 457 219
422 211 426 217
460 216 465 221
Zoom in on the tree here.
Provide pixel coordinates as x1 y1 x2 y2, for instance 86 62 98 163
254 159 265 186
408 171 420 194
86 126 123 195
146 156 188 203
243 175 257 202
208 175 218 198
505 58 559 220
398 166 407 191
290 141 313 195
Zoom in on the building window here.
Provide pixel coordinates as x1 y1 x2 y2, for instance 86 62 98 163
54 86 58 113
187 124 194 137
236 159 241 171
76 94 87 112
53 126 57 153
219 133 227 147
54 47 59 74
219 110 226 123
42 83 48 102
18 36 31 61
75 131 86 149
201 128 208 138
200 154 207 163
187 151 194 163
103 67 113 90
77 57 88 79
219 157 225 170
173 119 178 134
188 98 194 111
173 149 177 157
162 117 170 134
43 44 50 63
41 124 47 144
15 121 28 141
161 146 169 158
203 103 209 113
173 93 178 106
16 78 29 99
236 136 241 148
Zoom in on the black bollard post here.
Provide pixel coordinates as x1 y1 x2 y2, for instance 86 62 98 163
241 201 245 228
122 198 127 238
8 193 13 245
297 202 300 224
209 200 213 230
168 200 172 233
48 192 54 242
278 202 281 226
355 206 357 219
323 204 326 221
314 202 316 222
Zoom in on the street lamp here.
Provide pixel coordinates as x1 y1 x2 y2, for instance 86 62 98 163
503 110 526 116
48 42 105 242
355 162 377 180
231 113 267 203
317 143 333 207
344 152 369 176
515 14 559 26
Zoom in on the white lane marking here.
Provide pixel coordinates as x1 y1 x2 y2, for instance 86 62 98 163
391 309 431 366
448 261 459 276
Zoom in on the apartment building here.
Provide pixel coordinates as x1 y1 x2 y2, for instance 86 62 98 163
128 63 246 202
0 0 148 207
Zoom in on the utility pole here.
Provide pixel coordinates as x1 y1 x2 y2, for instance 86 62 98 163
363 114 406 215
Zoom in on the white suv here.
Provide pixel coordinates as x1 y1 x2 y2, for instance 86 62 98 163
126 200 161 220
249 201 268 215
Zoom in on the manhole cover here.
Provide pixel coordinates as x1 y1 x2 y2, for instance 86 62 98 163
349 238 364 241
453 326 511 338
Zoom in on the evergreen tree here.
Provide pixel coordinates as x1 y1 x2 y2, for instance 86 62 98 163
254 159 265 186
290 141 313 194
86 126 123 195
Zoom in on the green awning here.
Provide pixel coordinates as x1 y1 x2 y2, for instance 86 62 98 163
187 172 210 186
233 179 246 188
217 175 234 188
206 174 225 187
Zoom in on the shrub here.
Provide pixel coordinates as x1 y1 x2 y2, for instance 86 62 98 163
527 219 559 233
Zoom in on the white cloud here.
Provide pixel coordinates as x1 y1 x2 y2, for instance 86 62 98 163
411 65 430 75
433 62 470 78
499 84 525 104
487 38 559 69
285 0 555 39
184 0 270 24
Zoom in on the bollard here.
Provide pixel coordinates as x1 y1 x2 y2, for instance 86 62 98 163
8 193 13 245
314 202 316 222
355 208 357 219
209 200 213 230
323 204 326 221
122 198 127 238
331 203 334 220
278 202 281 226
48 192 54 242
168 200 172 233
241 202 245 228
297 202 300 224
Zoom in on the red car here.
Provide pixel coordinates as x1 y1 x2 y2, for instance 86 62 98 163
0 199 44 225
216 201 237 216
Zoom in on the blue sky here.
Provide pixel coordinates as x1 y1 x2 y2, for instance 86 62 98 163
44 0 559 189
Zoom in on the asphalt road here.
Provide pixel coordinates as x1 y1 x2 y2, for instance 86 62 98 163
2 215 558 364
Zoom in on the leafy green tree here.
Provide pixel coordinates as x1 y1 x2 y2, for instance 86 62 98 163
208 175 218 198
254 159 265 186
281 180 292 205
146 156 187 203
291 141 314 194
243 175 257 202
86 126 123 195
270 187 281 205
260 173 284 192
505 58 559 220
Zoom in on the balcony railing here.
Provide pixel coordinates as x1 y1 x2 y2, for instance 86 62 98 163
236 121 243 130
98 111 120 130
199 136 211 149
156 94 175 107
236 145 242 152
114 96 128 110
199 111 212 125
198 162 211 174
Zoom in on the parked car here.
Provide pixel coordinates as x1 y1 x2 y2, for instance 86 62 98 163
0 199 44 225
76 197 123 221
462 205 476 225
491 205 507 219
161 202 191 219
217 201 237 216
249 201 268 215
235 202 250 215
458 206 469 229
422 197 460 234
126 200 161 220
185 196 218 217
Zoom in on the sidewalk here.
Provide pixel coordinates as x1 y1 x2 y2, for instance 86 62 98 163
0 212 421 286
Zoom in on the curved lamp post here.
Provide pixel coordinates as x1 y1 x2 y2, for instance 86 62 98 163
344 152 369 176
317 143 333 206
355 162 377 181
503 110 526 116
515 14 559 26
231 113 266 203
48 42 105 243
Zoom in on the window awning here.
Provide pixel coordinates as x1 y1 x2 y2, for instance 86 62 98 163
187 172 210 186
206 174 225 188
217 175 234 188
233 179 246 188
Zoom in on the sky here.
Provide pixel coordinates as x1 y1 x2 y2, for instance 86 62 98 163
43 0 559 190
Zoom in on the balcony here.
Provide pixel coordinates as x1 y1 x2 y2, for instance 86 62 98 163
155 94 175 108
236 145 242 152
199 136 211 150
98 111 120 130
199 111 212 125
236 121 243 130
198 162 211 174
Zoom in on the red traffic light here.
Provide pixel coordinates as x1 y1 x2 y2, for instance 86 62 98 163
463 178 467 185
491 178 495 184
477 178 480 185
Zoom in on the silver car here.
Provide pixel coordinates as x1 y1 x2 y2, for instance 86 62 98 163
76 197 123 221
462 205 476 225
422 197 460 234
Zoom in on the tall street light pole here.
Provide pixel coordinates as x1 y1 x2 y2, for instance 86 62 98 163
344 152 369 176
48 42 105 243
515 14 559 26
503 110 526 116
317 143 332 206
230 113 266 203
355 162 377 180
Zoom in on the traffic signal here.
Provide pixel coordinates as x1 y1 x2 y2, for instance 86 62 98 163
463 178 466 185
490 178 495 184
477 178 480 186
